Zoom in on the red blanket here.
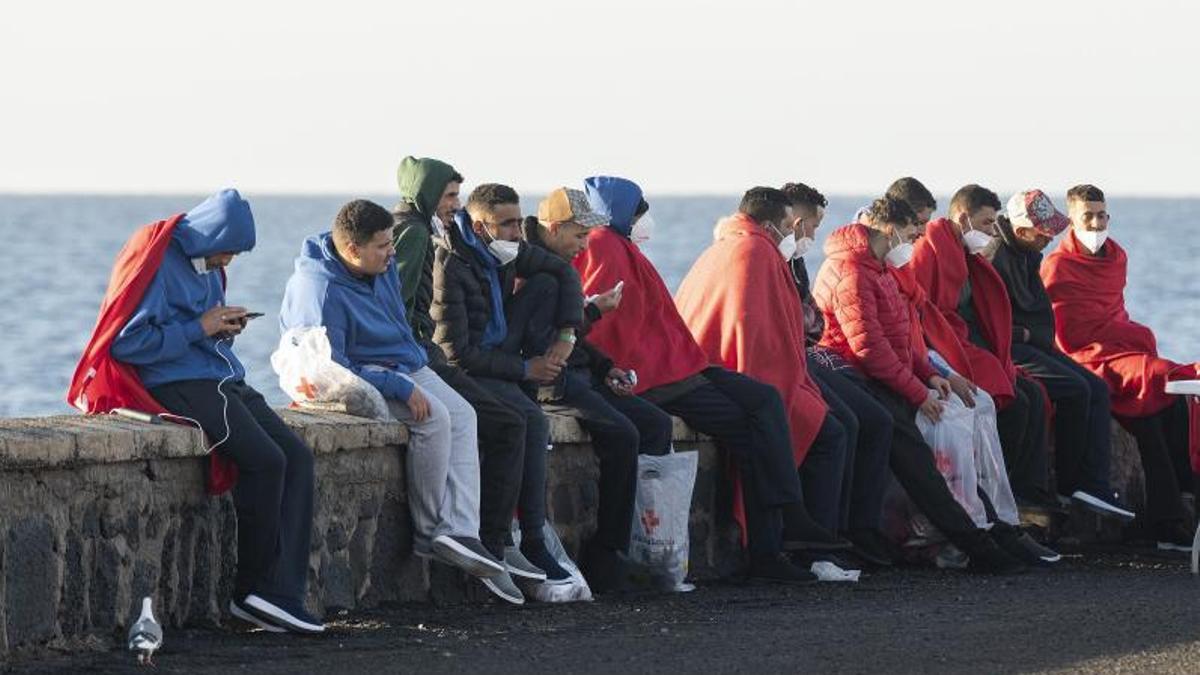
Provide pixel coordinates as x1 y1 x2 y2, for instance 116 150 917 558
903 218 1017 407
572 226 710 391
67 216 237 494
675 215 827 464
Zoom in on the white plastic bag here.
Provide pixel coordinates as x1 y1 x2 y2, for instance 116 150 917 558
914 397 988 536
970 390 1021 525
510 522 593 603
270 326 393 420
627 449 698 592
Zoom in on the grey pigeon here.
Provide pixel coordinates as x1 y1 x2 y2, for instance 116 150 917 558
127 596 163 666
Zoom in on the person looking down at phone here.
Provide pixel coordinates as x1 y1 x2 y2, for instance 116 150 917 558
110 189 324 633
521 187 674 592
430 184 589 586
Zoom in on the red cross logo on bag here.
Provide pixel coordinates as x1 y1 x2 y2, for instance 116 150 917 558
296 377 319 400
641 509 660 535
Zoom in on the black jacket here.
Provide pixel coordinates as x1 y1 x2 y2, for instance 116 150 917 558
431 218 584 381
392 203 444 366
989 216 1056 352
522 217 615 379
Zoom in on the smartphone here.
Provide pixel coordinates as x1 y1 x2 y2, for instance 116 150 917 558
242 312 265 320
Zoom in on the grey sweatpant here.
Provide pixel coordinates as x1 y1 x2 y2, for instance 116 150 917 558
384 366 482 554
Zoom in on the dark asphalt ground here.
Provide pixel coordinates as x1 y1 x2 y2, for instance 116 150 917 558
8 547 1200 674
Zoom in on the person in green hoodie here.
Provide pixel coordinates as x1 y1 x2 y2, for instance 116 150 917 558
392 157 542 599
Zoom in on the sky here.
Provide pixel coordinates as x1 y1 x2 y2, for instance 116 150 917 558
1 0 1197 197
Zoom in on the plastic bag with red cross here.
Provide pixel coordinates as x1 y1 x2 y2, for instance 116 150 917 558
909 397 988 541
626 449 698 592
270 326 394 420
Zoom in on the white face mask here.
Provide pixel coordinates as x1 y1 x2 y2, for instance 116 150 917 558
1075 227 1108 253
191 257 211 275
794 236 815 258
963 217 995 254
430 214 447 238
488 239 520 265
885 230 914 268
630 213 655 245
769 223 798 260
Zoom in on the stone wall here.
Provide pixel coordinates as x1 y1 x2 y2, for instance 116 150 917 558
0 410 1149 655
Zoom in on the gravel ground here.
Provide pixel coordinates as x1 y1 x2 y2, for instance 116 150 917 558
8 547 1200 674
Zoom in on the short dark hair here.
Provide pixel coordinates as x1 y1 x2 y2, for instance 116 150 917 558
466 183 520 219
886 177 937 212
780 182 828 211
334 199 394 246
738 187 791 225
1066 184 1105 204
949 184 1002 217
868 197 917 228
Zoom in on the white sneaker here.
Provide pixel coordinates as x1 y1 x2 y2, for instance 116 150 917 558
1071 490 1136 521
229 598 285 633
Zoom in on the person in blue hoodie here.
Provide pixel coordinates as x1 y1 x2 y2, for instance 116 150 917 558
112 189 324 634
278 199 523 603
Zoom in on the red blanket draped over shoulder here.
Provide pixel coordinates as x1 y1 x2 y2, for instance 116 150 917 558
571 226 710 391
902 218 1017 407
67 216 237 495
675 215 827 464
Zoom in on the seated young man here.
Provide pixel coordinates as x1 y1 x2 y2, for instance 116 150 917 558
903 184 1056 512
812 197 1026 574
783 182 897 567
107 190 323 633
391 157 534 589
577 175 845 584
1043 184 1200 550
278 200 512 600
987 189 1134 520
676 187 862 570
523 187 675 590
430 184 588 586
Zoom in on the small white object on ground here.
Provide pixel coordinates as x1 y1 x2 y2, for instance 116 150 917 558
810 561 861 582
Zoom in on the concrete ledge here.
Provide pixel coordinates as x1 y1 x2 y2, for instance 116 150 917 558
0 409 1153 655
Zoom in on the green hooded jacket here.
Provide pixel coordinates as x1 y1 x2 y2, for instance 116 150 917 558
393 156 458 354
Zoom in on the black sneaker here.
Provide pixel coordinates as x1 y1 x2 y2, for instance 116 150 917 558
1155 521 1195 553
746 553 819 585
1071 489 1136 521
844 529 895 568
520 539 573 584
243 594 325 634
229 597 285 633
431 534 505 578
962 534 1028 575
580 543 632 595
781 505 853 551
479 571 526 605
993 525 1061 566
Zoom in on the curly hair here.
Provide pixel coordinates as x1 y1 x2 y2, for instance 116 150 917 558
333 199 394 246
867 197 917 228
780 182 828 210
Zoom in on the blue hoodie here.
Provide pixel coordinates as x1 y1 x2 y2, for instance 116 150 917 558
452 209 508 348
112 189 256 388
584 176 644 239
279 232 427 402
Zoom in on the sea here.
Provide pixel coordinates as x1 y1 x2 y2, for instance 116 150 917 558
2 194 1198 418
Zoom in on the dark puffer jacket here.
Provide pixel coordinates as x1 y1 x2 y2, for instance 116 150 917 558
392 203 442 364
812 223 938 407
431 215 584 381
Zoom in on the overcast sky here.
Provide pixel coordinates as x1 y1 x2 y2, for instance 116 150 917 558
2 0 1196 196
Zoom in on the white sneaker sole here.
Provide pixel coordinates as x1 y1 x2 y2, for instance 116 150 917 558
1156 541 1192 553
229 601 286 633
480 576 526 605
432 536 505 578
1072 491 1136 521
244 595 325 634
504 558 549 582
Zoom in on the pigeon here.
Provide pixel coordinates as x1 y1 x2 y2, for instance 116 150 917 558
127 596 163 666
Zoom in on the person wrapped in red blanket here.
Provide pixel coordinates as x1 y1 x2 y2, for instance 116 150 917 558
900 185 1055 511
68 189 321 633
575 176 845 584
1042 184 1200 550
677 189 858 554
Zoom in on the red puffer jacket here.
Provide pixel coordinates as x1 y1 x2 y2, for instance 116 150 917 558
812 224 937 407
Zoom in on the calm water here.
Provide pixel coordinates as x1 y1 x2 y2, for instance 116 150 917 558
2 194 1199 418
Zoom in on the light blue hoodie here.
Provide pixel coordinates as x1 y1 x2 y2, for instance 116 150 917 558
279 232 428 402
112 189 255 388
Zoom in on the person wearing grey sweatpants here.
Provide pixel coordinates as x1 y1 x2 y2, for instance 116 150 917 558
279 199 515 600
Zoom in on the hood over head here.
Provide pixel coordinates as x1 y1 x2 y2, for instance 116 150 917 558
397 156 458 219
174 189 255 257
584 176 643 238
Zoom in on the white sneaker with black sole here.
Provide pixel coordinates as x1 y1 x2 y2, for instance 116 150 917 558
1071 490 1136 521
480 571 526 605
431 535 505 578
244 595 325 634
229 598 285 633
503 546 548 582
